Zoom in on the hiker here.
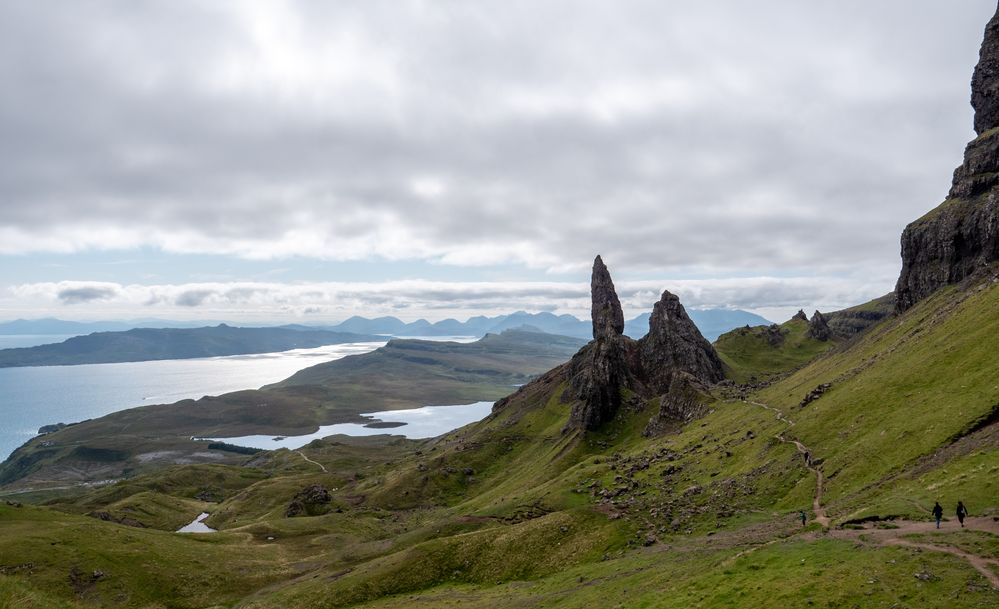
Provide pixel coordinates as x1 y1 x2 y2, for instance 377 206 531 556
956 501 968 528
803 451 811 466
799 510 807 527
932 501 943 528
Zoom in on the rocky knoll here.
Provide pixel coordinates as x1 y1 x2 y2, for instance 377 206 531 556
566 257 723 433
896 6 999 311
807 310 832 341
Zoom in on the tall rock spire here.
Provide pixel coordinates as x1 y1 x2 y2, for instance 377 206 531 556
591 255 624 339
567 256 631 431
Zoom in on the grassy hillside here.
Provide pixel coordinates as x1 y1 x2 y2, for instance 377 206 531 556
714 317 836 383
0 330 584 491
1 284 997 607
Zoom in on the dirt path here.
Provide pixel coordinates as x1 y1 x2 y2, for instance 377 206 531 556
826 517 999 589
296 451 327 473
741 399 829 527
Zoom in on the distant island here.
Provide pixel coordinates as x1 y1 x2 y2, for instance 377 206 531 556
1 308 773 346
0 324 383 368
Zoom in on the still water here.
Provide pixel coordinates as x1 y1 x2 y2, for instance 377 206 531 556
205 401 495 449
0 341 386 461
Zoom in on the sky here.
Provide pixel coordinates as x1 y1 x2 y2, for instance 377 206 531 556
0 1 995 324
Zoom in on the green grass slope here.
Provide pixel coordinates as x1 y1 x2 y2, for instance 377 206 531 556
755 280 999 523
2 283 998 608
714 317 836 383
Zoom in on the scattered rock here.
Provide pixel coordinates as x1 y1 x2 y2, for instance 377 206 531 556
799 383 832 408
285 484 333 518
88 511 145 528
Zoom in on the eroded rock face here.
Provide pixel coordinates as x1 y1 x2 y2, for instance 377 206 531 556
807 310 832 341
896 6 999 312
566 259 723 433
972 7 999 136
591 255 625 339
791 310 808 322
567 256 635 430
566 336 636 430
639 290 724 392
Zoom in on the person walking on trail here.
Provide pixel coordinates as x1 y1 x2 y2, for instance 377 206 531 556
956 501 969 528
932 501 944 528
799 510 807 527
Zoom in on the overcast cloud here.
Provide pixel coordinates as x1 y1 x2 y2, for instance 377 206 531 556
0 1 994 321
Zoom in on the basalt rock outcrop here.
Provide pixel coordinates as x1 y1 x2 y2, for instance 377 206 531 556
567 257 637 430
896 6 999 312
638 290 724 393
807 310 831 341
591 255 625 339
566 257 723 433
791 310 808 322
285 484 333 517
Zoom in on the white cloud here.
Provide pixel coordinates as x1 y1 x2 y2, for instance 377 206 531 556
0 0 993 311
7 275 890 323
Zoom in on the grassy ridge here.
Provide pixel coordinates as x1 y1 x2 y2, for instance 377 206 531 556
714 318 836 384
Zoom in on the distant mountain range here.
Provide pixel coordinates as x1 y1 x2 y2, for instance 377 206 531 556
0 309 772 350
0 325 382 368
294 309 771 342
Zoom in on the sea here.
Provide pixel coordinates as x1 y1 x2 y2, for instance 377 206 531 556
0 341 394 461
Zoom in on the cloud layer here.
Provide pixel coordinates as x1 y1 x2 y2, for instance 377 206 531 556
0 1 993 281
8 275 892 323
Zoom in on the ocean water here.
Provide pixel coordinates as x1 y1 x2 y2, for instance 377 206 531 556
0 341 387 461
206 401 495 449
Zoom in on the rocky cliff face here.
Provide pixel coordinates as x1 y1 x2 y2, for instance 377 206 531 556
638 290 724 393
566 257 723 432
896 6 999 312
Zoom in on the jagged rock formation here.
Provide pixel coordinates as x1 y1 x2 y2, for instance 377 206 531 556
807 311 831 341
896 6 999 312
591 255 625 339
567 256 636 430
638 290 724 392
792 310 808 322
566 257 723 433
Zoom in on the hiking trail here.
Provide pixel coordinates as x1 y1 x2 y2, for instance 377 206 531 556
742 399 829 527
296 451 328 473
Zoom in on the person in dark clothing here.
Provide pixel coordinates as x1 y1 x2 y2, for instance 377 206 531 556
956 501 968 528
932 501 944 528
799 510 807 527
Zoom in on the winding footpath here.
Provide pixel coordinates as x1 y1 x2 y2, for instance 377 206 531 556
742 399 829 527
296 450 328 473
740 398 998 589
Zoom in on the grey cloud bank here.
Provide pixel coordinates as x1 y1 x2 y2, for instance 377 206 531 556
0 1 994 316
7 277 887 324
